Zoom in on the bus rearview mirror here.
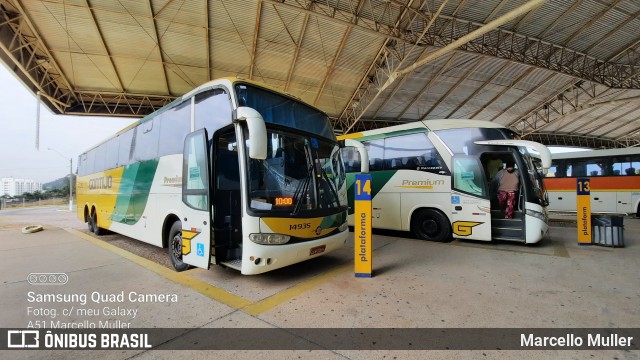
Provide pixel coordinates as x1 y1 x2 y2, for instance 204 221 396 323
234 107 267 160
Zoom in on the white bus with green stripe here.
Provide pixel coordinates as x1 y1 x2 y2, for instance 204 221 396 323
77 78 351 274
339 120 552 244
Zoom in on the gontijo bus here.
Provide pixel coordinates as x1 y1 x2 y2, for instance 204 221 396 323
338 120 552 244
76 77 353 275
543 147 640 215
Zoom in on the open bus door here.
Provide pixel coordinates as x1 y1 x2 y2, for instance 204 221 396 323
181 129 212 269
450 155 493 241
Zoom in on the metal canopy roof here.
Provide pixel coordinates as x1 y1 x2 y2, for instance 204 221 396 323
1 0 639 148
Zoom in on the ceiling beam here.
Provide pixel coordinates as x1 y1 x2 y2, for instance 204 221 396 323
606 35 640 63
68 90 175 116
371 0 434 119
147 0 170 95
419 56 487 120
284 12 308 92
85 0 124 92
561 0 624 47
0 8 71 113
395 52 458 120
205 0 211 81
584 9 640 55
266 0 640 91
333 0 422 132
470 66 536 119
589 102 640 137
249 0 262 80
314 26 352 106
537 0 583 39
484 0 509 23
443 60 512 118
514 82 621 136
345 0 447 127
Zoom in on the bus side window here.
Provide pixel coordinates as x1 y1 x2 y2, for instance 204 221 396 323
340 147 361 173
365 139 384 171
118 129 134 168
195 89 231 138
158 100 191 156
133 119 160 162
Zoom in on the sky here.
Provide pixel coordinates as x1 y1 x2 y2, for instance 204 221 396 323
0 63 136 183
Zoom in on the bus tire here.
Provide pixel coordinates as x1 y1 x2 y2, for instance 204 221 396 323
87 214 95 233
92 212 105 236
411 209 452 242
168 221 189 272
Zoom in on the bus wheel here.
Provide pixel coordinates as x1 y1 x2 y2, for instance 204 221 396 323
411 209 452 242
92 212 105 236
87 214 95 233
168 221 189 272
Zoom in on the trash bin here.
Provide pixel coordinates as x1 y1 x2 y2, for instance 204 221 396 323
591 215 624 247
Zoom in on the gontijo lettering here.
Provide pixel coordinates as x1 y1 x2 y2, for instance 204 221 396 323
88 176 112 189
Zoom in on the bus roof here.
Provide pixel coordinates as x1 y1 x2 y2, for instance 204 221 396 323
338 119 505 140
84 77 324 155
552 147 640 160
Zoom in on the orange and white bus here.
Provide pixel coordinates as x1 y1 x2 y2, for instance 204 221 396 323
544 148 640 215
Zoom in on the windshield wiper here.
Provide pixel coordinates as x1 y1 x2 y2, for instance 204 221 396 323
317 158 340 208
291 161 314 215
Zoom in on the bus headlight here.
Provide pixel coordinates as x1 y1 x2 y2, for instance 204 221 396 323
249 233 291 245
525 209 547 222
338 222 348 232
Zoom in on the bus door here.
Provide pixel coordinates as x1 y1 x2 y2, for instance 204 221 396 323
450 155 492 241
211 129 243 267
181 129 212 269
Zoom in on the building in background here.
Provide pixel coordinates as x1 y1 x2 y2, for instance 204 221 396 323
1 177 42 197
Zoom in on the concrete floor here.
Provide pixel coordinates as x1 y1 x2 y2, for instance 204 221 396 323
0 206 638 359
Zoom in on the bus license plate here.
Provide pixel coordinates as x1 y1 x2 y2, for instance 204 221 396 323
309 245 326 256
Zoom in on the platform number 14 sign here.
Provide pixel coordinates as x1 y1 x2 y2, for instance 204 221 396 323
355 177 371 199
354 174 372 277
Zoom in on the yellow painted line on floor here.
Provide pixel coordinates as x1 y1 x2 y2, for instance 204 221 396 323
242 262 351 316
64 228 252 309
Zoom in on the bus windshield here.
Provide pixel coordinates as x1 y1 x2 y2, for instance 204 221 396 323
247 128 346 215
235 84 335 140
434 127 518 155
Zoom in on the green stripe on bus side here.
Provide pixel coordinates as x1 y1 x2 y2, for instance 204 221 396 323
346 170 397 214
111 160 159 225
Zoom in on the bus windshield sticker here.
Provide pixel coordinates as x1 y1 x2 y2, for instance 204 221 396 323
461 171 474 180
189 167 201 179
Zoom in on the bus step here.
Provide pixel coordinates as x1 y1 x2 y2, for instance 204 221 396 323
491 218 523 228
492 235 525 242
220 259 242 271
491 210 523 220
491 227 523 238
